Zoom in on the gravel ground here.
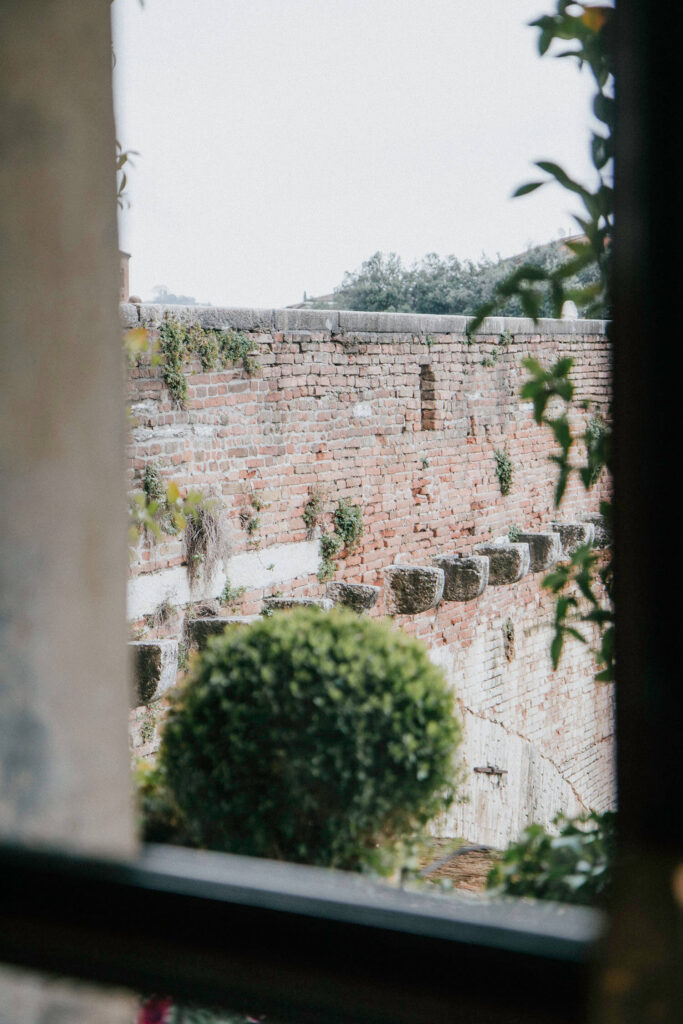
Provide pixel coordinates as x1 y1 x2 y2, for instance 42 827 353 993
419 839 499 893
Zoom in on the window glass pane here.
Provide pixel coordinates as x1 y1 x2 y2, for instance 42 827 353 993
115 0 615 913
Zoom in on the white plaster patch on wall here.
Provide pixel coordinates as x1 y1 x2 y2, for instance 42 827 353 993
132 423 192 444
127 539 320 618
226 539 319 589
130 400 158 419
351 401 373 419
127 565 203 620
428 644 456 689
192 423 216 439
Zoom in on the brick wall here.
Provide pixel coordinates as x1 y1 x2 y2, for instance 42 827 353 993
124 304 615 845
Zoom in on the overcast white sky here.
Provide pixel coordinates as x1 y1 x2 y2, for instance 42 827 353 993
112 0 599 307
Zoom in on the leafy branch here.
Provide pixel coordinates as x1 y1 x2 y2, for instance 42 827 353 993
116 142 138 210
470 3 615 684
128 480 205 554
469 2 613 334
522 356 613 680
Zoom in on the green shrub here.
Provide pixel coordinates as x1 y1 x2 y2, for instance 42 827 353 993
160 607 460 870
135 761 192 847
486 810 616 906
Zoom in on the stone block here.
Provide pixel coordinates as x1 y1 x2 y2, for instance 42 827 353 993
272 308 340 334
468 315 608 336
474 543 530 585
432 555 489 601
185 615 259 651
338 310 470 337
551 521 596 558
129 639 178 706
326 582 380 612
515 532 561 572
262 596 333 614
119 303 140 329
581 512 611 548
338 310 423 335
383 565 444 614
137 305 275 333
198 307 274 333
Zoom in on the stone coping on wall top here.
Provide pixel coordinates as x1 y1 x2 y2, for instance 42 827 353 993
120 303 608 338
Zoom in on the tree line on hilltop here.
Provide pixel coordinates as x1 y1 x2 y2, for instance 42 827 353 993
308 237 600 317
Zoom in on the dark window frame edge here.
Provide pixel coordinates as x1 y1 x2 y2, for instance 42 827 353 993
0 841 600 1024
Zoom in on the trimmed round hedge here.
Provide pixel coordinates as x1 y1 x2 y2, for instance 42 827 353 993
160 606 460 869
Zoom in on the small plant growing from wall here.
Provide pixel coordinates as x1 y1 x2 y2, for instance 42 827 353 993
156 607 461 872
317 499 364 581
584 415 608 486
219 328 259 375
238 492 264 549
142 463 177 535
186 321 220 371
502 618 515 661
220 578 246 611
158 317 190 407
142 462 165 506
302 492 323 536
139 707 158 747
508 524 521 542
318 531 343 582
185 498 223 587
333 498 364 551
494 449 514 496
145 597 178 635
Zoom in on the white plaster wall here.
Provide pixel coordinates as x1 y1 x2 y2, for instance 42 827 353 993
428 593 615 847
127 538 319 618
435 710 585 847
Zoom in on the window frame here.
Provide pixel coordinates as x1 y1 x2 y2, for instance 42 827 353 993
2 2 682 1021
0 841 598 1023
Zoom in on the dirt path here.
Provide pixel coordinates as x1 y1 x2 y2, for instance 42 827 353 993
419 839 499 894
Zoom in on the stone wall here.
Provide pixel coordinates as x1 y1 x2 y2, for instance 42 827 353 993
124 304 615 846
